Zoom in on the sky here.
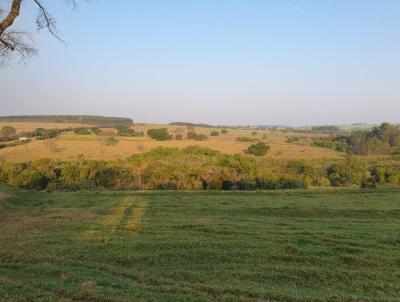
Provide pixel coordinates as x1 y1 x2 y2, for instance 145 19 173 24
1 0 400 126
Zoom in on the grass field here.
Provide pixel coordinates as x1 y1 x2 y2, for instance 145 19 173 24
0 122 97 132
1 187 399 301
0 122 341 162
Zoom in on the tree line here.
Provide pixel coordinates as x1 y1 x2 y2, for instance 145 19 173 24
313 123 400 157
0 115 133 127
1 146 399 191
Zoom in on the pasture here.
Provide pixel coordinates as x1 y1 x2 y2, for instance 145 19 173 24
0 122 341 162
0 187 399 301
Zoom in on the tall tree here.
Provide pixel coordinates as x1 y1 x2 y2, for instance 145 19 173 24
0 0 79 65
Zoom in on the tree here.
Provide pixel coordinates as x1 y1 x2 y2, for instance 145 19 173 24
0 125 16 137
187 131 198 140
147 128 172 141
247 142 270 156
0 0 81 65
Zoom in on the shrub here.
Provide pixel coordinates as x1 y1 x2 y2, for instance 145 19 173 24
210 131 220 136
91 128 103 135
147 128 172 141
175 134 183 140
1 145 398 192
0 126 16 137
187 131 198 139
187 131 208 141
74 128 91 135
237 137 257 142
115 124 143 137
221 129 228 134
286 136 299 143
105 136 119 146
35 128 60 140
195 134 208 141
247 142 270 156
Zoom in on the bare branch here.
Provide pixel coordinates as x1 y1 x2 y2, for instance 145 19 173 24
33 0 68 47
0 30 38 66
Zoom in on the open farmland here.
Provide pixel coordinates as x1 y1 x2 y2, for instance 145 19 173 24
0 122 342 162
0 187 399 301
0 122 97 132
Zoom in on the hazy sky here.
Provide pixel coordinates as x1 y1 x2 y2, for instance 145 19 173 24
1 0 400 126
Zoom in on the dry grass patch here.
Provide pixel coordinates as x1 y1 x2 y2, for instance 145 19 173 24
0 123 343 161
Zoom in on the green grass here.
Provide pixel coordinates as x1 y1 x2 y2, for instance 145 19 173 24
1 188 400 301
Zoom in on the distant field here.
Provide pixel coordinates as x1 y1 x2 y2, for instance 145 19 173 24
0 122 341 162
0 122 96 132
1 188 399 301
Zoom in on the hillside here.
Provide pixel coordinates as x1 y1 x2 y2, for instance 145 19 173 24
0 122 341 162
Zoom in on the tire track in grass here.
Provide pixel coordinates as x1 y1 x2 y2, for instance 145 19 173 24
125 200 148 233
81 196 147 241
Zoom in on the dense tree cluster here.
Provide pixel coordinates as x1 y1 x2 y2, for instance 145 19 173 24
116 124 144 137
35 128 61 140
313 136 351 152
313 123 400 157
1 146 399 191
350 123 400 155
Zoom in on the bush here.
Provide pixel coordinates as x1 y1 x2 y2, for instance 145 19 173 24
221 129 228 134
1 145 398 192
247 142 270 156
0 126 16 137
187 131 198 139
105 136 119 146
147 128 172 141
286 136 299 143
187 131 208 141
195 134 208 141
74 128 91 135
210 131 220 136
35 128 60 140
91 128 103 135
175 134 183 140
236 137 258 142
